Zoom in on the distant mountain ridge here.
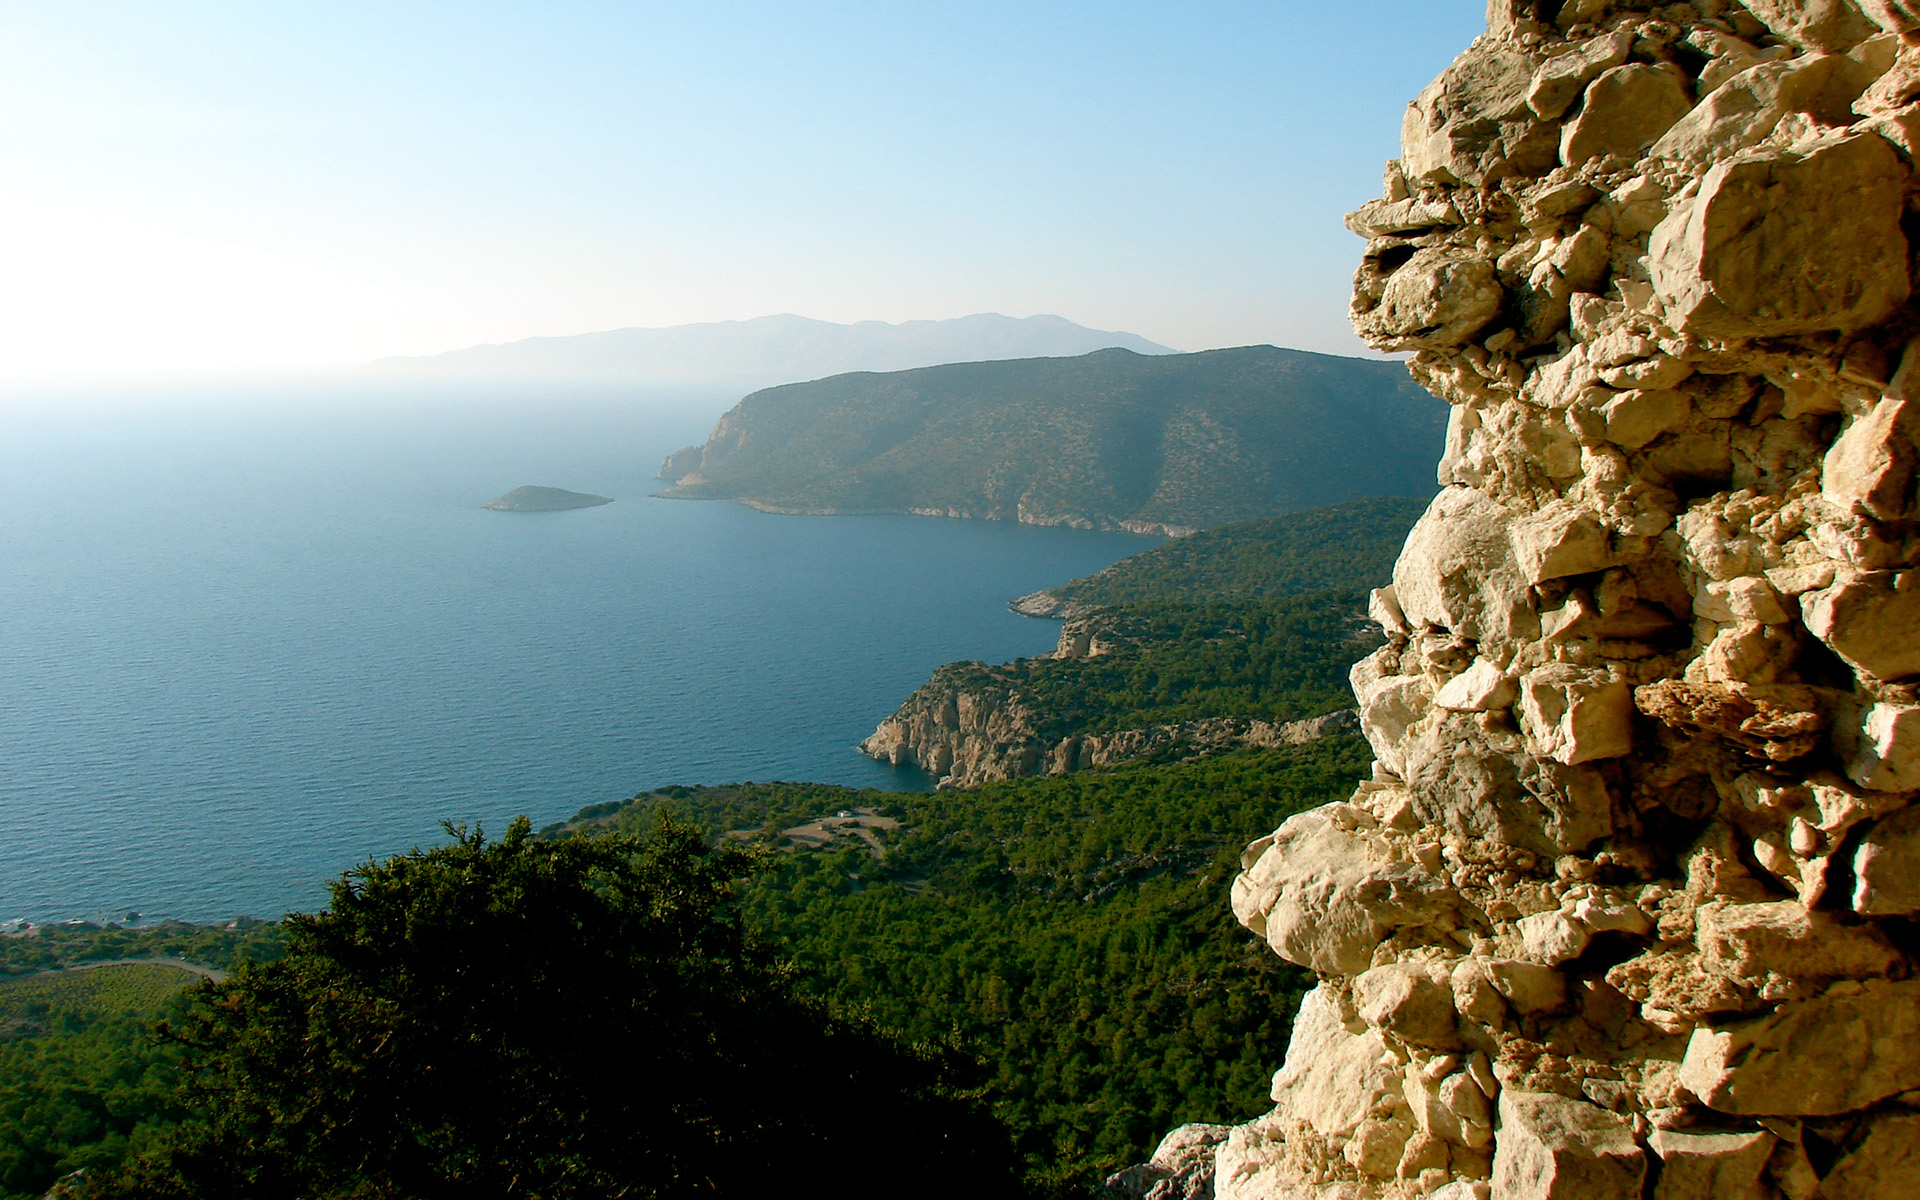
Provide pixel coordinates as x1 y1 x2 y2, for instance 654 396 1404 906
657 345 1444 535
368 313 1173 388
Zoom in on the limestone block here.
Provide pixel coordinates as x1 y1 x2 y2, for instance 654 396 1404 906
1741 0 1881 52
1402 716 1614 854
1484 959 1569 1012
1695 899 1903 987
1518 665 1633 766
1232 804 1450 975
1341 1117 1412 1179
1653 56 1879 166
1854 805 1920 914
1862 0 1920 36
1516 910 1590 965
1491 1091 1646 1200
1507 503 1615 585
1355 962 1460 1049
1560 65 1693 168
1648 133 1910 340
1694 623 1806 687
1370 586 1410 638
1846 700 1920 791
1441 398 1584 490
1817 1109 1920 1197
1691 30 1794 96
1598 174 1670 240
1676 978 1920 1114
1435 659 1517 712
1404 45 1554 187
1394 488 1541 644
1352 650 1430 778
1452 958 1508 1025
1438 1072 1491 1145
1106 1123 1230 1200
1597 387 1689 449
1270 986 1407 1139
1353 247 1504 351
1346 196 1461 239
1864 101 1920 158
1646 1129 1774 1200
1406 1061 1493 1151
1695 577 1792 624
1528 29 1632 120
1567 891 1651 937
1823 396 1918 522
1765 561 1837 596
1800 570 1920 680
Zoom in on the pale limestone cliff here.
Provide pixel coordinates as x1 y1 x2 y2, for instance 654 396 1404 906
860 613 1357 788
1126 2 1920 1198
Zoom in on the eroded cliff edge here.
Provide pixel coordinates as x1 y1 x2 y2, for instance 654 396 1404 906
860 609 1361 788
1134 2 1920 1198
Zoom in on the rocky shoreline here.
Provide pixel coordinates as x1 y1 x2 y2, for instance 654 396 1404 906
859 610 1359 788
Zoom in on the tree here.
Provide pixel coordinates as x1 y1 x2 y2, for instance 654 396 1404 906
94 816 1022 1199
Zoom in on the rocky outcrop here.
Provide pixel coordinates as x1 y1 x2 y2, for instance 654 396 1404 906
861 613 1357 787
1161 3 1920 1198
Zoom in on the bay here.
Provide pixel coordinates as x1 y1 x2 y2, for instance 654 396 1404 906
0 381 1158 924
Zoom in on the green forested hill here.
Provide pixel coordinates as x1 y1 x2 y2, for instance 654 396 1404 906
657 346 1442 533
1013 496 1426 617
552 742 1359 1195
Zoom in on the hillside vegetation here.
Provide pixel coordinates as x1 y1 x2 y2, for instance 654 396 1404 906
658 346 1442 534
1012 496 1426 617
863 498 1416 786
0 924 283 1200
551 742 1358 1194
87 822 1022 1200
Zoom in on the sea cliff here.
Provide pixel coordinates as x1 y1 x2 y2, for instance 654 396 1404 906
861 606 1364 788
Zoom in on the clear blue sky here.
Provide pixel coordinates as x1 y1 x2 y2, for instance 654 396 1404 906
0 2 1485 377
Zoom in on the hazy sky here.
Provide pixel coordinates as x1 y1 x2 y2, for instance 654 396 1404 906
0 2 1484 378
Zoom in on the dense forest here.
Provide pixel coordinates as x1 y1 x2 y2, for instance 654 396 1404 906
0 925 284 1199
658 346 1443 533
552 741 1366 1192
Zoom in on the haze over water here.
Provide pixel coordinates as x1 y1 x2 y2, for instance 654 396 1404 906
0 383 1157 924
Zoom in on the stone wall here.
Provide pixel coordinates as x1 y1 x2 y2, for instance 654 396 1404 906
1193 2 1920 1197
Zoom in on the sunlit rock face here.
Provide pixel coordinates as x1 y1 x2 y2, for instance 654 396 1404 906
1213 2 1920 1197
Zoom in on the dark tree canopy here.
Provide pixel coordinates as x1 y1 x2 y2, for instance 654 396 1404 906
95 817 1021 1200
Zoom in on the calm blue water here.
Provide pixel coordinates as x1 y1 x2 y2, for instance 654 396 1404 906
0 381 1157 924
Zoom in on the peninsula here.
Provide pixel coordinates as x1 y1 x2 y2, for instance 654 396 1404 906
482 486 613 512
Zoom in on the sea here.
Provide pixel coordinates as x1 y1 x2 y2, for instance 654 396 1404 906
0 379 1159 925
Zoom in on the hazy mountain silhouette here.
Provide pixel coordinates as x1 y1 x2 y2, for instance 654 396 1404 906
369 313 1174 389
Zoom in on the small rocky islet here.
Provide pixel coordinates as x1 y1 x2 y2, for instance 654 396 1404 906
483 485 613 512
